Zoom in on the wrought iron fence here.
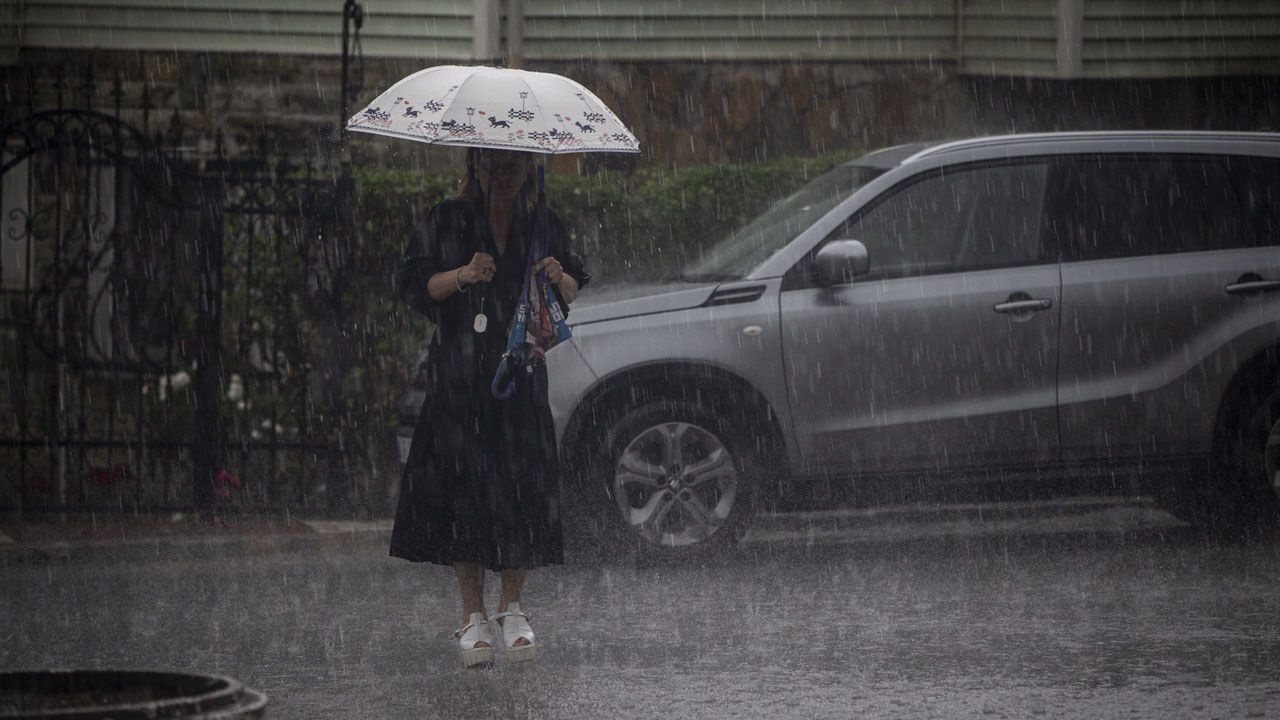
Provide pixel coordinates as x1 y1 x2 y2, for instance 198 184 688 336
0 64 355 517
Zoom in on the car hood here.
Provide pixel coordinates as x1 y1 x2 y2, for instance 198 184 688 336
568 281 718 325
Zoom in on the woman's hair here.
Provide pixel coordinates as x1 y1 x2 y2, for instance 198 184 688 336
457 147 538 206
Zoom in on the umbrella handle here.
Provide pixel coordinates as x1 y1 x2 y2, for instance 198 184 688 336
491 354 516 400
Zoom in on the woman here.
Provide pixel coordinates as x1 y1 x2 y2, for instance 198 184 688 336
392 148 589 668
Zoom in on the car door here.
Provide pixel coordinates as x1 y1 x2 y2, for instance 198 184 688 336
1052 153 1280 462
780 160 1060 477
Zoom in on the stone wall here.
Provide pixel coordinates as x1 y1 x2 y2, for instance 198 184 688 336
4 49 1278 171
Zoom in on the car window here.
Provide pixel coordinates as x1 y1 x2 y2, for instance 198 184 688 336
810 161 1049 280
1223 155 1280 243
951 163 1049 269
1050 155 1257 261
678 163 884 281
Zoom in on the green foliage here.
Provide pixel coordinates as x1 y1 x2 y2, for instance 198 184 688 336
555 153 859 281
351 151 859 285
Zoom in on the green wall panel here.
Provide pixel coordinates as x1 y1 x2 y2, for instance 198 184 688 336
1083 57 1280 77
1 0 20 66
959 0 1057 75
527 0 955 18
1081 0 1280 77
523 0 958 61
526 39 957 62
11 0 473 59
1085 0 1280 18
4 0 1278 77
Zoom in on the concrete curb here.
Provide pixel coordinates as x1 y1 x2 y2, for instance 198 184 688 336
743 506 1185 547
742 496 1186 547
0 498 1186 565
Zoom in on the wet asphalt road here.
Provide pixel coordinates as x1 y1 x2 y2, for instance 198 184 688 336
3 507 1280 720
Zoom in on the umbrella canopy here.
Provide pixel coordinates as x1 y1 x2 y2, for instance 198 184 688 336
345 64 640 155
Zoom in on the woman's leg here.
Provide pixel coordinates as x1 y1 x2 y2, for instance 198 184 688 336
454 562 489 633
497 569 531 648
498 568 526 613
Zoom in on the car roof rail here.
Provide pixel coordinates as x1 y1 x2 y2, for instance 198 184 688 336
902 131 1280 164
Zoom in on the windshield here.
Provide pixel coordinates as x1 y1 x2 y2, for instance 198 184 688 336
674 163 885 281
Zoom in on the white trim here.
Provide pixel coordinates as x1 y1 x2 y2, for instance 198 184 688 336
345 123 639 154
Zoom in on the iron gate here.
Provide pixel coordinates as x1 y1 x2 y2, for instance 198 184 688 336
0 71 353 516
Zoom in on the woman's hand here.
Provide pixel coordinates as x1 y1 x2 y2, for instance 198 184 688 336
536 256 578 303
534 256 564 285
430 253 494 302
459 252 496 285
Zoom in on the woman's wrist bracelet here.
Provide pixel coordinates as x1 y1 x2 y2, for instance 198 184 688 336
455 268 468 293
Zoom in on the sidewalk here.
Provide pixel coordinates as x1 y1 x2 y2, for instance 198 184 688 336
0 495 1186 566
0 514 393 565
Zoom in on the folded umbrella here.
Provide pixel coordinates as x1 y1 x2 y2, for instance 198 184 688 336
490 165 572 400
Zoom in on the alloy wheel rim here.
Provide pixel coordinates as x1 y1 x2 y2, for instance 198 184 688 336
613 421 739 547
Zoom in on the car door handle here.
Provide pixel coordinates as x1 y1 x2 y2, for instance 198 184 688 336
1225 279 1280 296
993 298 1053 314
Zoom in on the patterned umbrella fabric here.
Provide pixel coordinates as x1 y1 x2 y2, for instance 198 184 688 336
345 64 639 155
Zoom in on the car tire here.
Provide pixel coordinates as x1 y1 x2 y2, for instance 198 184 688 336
578 397 759 560
1159 363 1280 540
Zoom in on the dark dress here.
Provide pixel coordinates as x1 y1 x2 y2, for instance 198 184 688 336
390 197 590 570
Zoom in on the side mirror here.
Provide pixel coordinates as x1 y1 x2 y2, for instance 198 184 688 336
814 240 870 287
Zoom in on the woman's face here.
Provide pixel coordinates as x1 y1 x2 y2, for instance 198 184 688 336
476 150 531 202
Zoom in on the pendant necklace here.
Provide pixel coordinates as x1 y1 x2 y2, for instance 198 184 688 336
473 212 494 334
473 272 489 333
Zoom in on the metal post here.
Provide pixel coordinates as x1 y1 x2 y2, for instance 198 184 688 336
505 0 524 68
193 173 225 518
1056 0 1084 79
339 0 364 140
473 0 501 62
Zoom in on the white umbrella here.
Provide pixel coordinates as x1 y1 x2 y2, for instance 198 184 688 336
345 64 639 155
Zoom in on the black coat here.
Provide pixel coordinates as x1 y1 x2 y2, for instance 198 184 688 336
389 197 590 570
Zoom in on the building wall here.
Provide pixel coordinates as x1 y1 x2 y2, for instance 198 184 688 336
0 0 19 66
522 0 959 63
4 1 1278 79
6 49 1278 171
2 0 1276 168
1081 0 1280 78
3 0 473 61
959 0 1058 77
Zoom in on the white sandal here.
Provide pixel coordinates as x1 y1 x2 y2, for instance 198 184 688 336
492 602 536 663
453 611 495 668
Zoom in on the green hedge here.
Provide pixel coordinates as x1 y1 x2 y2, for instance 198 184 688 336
353 150 858 285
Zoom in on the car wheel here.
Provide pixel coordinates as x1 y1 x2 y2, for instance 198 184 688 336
1160 367 1280 539
596 399 756 557
1228 381 1280 529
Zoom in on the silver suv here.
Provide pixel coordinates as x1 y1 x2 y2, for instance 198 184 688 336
549 132 1280 553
